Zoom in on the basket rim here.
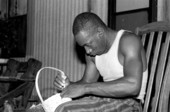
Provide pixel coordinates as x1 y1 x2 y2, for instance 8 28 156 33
35 67 65 103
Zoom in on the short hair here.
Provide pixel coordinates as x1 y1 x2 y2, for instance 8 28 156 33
72 12 107 36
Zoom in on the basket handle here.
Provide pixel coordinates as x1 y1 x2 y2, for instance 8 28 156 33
35 67 65 103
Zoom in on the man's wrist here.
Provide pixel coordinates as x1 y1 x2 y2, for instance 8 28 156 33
84 83 92 94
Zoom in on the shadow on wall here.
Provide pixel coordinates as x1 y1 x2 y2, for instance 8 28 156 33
74 42 86 64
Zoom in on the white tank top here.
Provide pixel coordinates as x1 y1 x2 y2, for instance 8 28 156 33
95 30 148 103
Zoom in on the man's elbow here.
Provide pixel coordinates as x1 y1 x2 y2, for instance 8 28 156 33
130 84 141 97
116 82 141 97
124 80 141 97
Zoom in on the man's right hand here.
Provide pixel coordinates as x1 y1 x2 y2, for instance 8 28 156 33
53 73 70 92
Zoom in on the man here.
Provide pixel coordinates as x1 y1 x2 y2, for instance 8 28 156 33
54 12 148 112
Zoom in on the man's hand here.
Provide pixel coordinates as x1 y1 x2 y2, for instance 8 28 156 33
60 83 86 98
53 73 70 92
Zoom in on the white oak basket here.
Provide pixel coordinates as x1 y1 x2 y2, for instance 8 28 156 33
35 67 72 112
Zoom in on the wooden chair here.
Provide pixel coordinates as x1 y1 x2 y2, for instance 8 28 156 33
0 58 42 111
135 21 170 112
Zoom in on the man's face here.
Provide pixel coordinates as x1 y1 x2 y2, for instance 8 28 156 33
75 30 104 56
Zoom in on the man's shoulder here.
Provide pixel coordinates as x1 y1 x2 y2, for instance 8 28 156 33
120 31 141 46
119 31 142 53
121 31 140 42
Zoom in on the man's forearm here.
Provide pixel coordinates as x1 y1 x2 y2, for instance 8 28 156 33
84 79 139 98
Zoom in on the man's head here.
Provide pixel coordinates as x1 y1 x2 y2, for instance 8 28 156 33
72 12 108 56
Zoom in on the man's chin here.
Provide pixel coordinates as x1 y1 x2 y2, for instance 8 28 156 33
87 53 96 57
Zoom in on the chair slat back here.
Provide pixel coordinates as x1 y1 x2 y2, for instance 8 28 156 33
152 31 170 112
145 32 154 63
135 21 170 112
158 54 170 112
141 34 147 45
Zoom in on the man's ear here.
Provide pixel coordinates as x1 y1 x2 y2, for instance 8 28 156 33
97 27 104 38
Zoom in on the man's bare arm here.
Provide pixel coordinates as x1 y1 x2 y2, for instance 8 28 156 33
83 34 143 98
54 54 99 92
77 55 100 83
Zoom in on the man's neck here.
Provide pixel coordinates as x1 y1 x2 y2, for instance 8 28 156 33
104 29 118 53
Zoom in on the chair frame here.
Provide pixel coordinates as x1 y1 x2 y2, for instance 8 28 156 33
0 58 42 111
136 21 170 112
